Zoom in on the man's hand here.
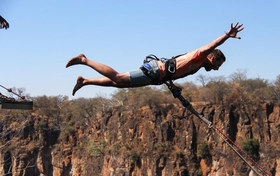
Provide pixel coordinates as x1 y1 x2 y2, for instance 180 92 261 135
198 22 244 56
226 22 244 39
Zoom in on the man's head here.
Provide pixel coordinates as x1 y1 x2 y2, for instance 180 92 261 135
204 49 226 71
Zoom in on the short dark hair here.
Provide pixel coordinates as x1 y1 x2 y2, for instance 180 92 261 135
208 49 226 62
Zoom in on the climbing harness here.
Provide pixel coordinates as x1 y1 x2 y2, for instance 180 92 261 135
0 84 33 110
164 80 271 176
140 54 179 84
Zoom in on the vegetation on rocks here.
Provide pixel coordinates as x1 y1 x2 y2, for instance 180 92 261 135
0 72 280 175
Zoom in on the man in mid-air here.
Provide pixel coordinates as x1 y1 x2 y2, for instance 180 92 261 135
66 22 244 96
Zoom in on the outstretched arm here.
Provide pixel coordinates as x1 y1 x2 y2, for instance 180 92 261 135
200 22 244 56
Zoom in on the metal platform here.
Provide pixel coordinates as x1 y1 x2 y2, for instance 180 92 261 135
0 98 33 110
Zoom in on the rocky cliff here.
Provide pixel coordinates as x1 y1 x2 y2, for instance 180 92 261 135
0 99 279 176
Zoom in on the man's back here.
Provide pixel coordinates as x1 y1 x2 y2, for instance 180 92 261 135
173 49 206 79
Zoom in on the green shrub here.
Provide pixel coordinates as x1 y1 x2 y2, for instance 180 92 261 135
241 138 260 161
197 141 211 159
125 143 132 150
153 142 171 155
87 138 106 157
130 152 140 163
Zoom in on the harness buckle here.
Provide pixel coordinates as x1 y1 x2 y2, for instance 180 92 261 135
167 60 176 74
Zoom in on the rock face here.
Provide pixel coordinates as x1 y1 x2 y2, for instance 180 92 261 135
0 102 279 176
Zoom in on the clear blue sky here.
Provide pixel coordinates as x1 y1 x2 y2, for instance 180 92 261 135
1 0 280 99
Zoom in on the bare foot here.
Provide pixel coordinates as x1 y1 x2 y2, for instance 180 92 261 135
72 76 85 96
66 54 87 68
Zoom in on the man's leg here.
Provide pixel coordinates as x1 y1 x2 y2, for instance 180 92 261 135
66 54 152 95
66 54 125 82
72 74 130 96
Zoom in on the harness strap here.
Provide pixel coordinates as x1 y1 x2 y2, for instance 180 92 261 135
144 54 160 63
141 54 179 84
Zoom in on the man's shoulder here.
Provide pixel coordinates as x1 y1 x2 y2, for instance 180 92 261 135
178 48 202 60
